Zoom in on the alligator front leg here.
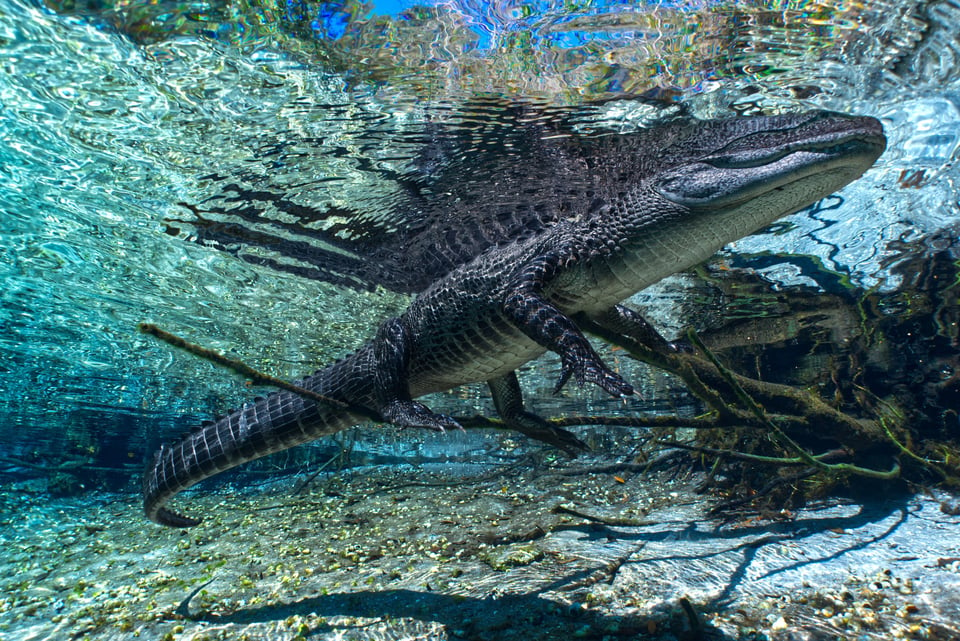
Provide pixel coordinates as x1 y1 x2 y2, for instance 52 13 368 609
503 251 634 397
374 317 463 432
488 372 586 455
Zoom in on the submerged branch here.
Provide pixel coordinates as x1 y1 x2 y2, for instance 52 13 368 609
139 318 914 488
654 440 847 467
138 323 383 423
683 330 900 480
577 315 883 450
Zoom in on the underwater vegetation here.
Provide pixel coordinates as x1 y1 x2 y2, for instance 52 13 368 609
643 229 960 514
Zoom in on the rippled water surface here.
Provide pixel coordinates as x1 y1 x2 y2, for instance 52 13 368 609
1 0 958 477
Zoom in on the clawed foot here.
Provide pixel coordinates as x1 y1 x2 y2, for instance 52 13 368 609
555 347 634 397
381 400 463 432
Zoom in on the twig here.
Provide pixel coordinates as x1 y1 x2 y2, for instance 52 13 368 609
679 597 704 640
293 452 344 495
708 467 819 514
857 384 956 482
558 548 641 591
552 504 654 527
0 456 87 471
654 440 851 467
174 578 215 620
138 323 382 422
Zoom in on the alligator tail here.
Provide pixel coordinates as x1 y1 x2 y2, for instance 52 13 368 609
143 353 375 527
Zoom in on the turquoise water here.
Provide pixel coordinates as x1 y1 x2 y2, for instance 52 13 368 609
1 2 959 487
1 2 959 641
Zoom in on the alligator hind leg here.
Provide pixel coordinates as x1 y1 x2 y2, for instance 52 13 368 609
585 304 679 355
374 317 462 432
503 251 634 397
488 372 586 455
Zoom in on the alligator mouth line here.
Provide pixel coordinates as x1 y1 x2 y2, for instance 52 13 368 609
704 125 887 170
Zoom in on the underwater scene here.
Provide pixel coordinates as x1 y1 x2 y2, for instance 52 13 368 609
1 0 959 639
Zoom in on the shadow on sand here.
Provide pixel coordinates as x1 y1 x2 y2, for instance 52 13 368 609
183 494 916 640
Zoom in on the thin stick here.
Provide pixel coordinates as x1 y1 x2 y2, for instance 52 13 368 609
138 323 383 422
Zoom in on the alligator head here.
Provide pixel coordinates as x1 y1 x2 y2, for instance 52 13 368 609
648 111 886 240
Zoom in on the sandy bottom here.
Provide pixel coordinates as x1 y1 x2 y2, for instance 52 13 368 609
2 457 959 641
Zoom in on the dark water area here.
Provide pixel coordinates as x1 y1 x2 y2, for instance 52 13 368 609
1 1 959 639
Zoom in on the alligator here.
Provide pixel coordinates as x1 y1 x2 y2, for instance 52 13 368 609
144 108 886 527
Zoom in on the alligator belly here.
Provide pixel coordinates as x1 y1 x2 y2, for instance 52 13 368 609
409 318 545 396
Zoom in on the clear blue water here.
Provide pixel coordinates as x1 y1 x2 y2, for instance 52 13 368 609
1 1 958 486
0 3 959 641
